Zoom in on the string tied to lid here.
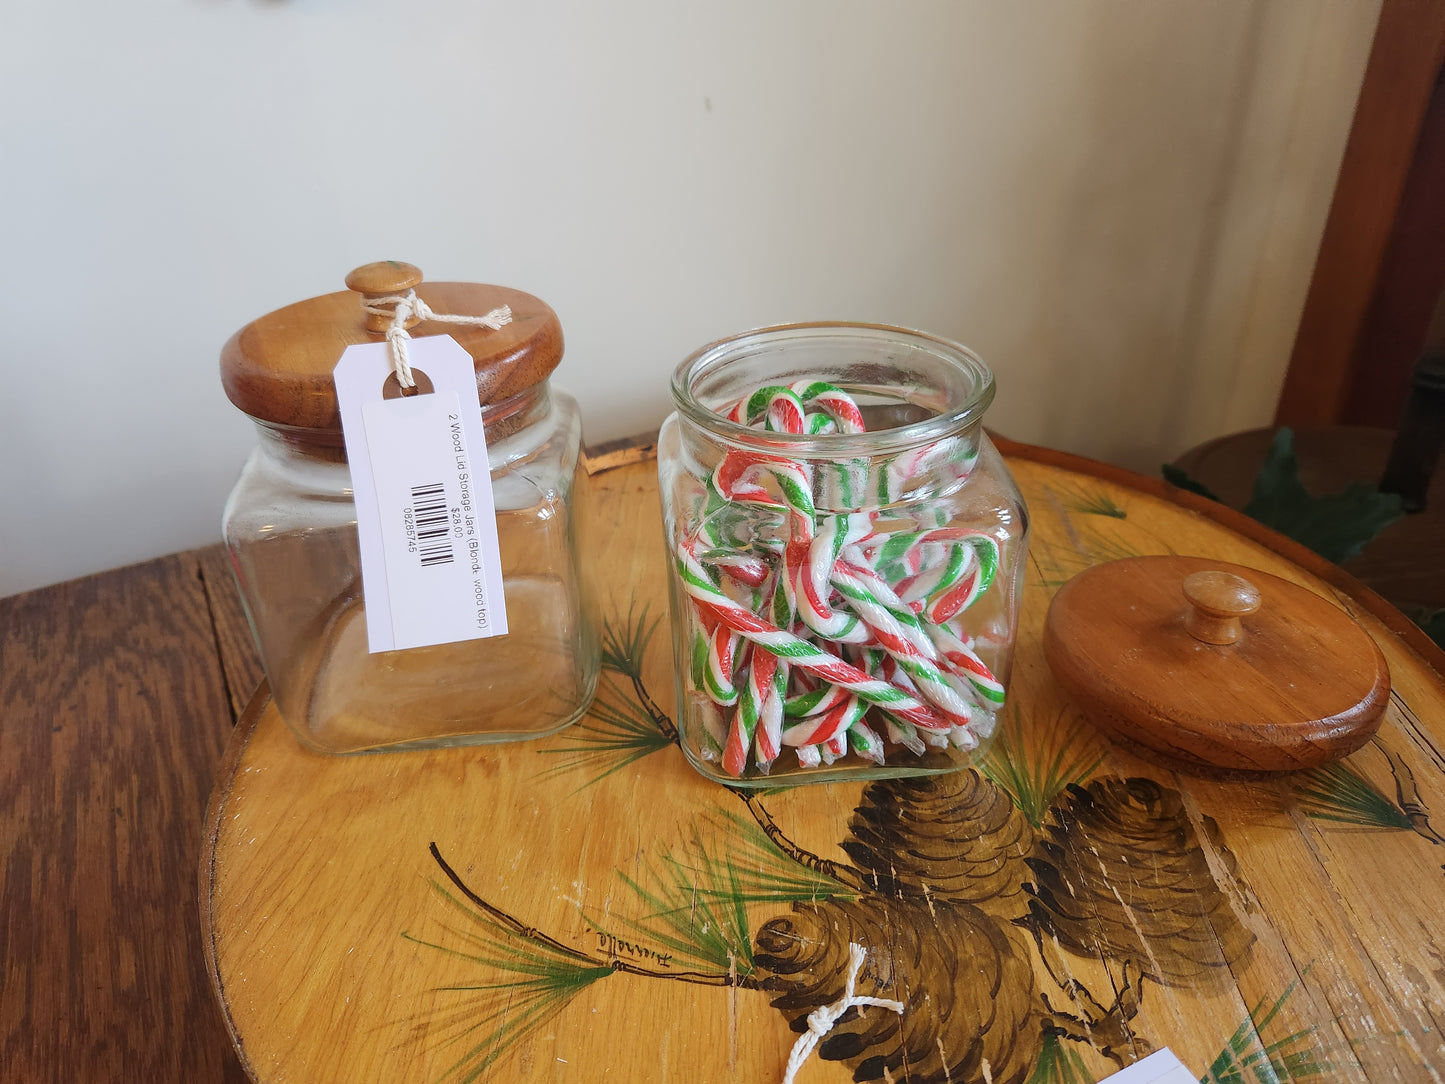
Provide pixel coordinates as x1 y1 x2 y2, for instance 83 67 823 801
363 290 513 390
780 942 904 1084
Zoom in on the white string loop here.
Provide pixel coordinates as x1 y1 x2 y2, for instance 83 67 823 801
362 290 513 389
780 942 904 1084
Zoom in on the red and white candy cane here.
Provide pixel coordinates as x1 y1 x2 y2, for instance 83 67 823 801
678 541 954 731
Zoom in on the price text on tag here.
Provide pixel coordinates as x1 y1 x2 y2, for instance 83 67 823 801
334 335 509 653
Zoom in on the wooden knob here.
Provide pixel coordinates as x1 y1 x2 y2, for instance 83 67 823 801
1182 570 1261 645
345 262 424 332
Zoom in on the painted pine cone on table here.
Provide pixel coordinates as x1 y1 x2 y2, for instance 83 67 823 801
1021 777 1254 987
840 770 1036 906
755 897 1044 1084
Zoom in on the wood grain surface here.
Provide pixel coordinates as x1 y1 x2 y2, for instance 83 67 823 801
1 552 254 1083
203 446 1445 1084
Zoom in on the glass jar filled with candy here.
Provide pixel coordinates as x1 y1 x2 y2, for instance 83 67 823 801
221 262 598 753
658 323 1028 786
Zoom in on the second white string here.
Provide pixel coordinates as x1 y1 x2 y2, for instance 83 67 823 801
780 942 904 1084
362 290 513 388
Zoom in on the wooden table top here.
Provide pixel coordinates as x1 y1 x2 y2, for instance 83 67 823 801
5 438 1444 1084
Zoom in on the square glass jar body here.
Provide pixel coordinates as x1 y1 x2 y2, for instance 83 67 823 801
658 324 1028 786
223 384 598 753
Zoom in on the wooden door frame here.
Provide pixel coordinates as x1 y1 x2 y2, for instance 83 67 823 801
1274 0 1445 428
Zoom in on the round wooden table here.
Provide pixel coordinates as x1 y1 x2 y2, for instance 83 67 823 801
202 440 1445 1084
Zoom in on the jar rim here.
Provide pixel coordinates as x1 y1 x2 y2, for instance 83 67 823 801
670 322 996 456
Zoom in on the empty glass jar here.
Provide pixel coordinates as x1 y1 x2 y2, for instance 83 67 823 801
658 323 1028 786
221 262 598 753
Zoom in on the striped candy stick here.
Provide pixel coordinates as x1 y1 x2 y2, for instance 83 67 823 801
865 528 999 624
882 713 926 756
753 573 795 771
782 694 866 747
701 623 741 705
794 514 872 640
722 643 769 776
675 549 954 730
925 621 1006 708
828 564 977 728
729 381 867 512
790 382 868 508
864 529 999 594
847 717 886 764
834 554 937 657
728 380 866 433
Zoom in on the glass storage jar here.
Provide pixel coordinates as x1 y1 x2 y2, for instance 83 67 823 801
658 323 1028 786
221 262 598 753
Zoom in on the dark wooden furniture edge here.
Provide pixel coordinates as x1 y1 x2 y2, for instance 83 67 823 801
199 681 273 1084
1275 0 1445 426
993 434 1445 679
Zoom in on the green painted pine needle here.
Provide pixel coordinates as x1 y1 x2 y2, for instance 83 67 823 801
1201 980 1346 1083
1050 481 1129 520
400 882 614 1083
538 673 672 788
1292 762 1412 830
1026 1034 1095 1084
979 705 1104 827
599 602 659 679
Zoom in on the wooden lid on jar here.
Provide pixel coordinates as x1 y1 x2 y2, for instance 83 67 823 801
1043 555 1391 775
220 261 564 431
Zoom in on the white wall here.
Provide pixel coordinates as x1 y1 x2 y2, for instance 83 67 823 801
0 0 1380 597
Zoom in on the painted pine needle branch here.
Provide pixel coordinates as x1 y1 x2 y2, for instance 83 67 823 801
1201 980 1344 1083
599 603 676 740
980 705 1105 828
538 673 673 788
1292 762 1412 830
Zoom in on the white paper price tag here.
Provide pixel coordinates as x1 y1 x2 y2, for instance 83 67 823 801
334 335 509 653
1098 1049 1196 1084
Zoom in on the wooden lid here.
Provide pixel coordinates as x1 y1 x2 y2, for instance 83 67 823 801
1043 555 1390 775
221 262 564 431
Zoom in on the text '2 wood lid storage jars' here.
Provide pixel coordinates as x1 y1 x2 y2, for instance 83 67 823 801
221 262 598 753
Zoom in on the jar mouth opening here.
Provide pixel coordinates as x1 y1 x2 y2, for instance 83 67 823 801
671 322 996 456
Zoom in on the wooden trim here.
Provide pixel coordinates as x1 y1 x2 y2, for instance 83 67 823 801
1275 0 1445 426
198 680 271 1084
581 430 660 475
1342 63 1445 426
994 434 1445 679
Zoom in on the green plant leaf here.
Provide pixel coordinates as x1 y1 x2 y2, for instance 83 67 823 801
1241 429 1404 564
1161 463 1221 502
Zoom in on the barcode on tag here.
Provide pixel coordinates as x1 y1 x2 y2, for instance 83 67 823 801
411 483 455 567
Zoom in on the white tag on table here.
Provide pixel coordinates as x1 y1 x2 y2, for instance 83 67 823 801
1097 1049 1196 1084
334 335 509 653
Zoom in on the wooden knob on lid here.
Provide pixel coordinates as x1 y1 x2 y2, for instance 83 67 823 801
345 261 424 332
1182 570 1261 645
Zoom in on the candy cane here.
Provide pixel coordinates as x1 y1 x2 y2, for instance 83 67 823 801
679 547 952 730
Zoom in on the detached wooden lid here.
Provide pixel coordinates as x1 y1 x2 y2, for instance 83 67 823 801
1043 555 1390 775
221 261 564 431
